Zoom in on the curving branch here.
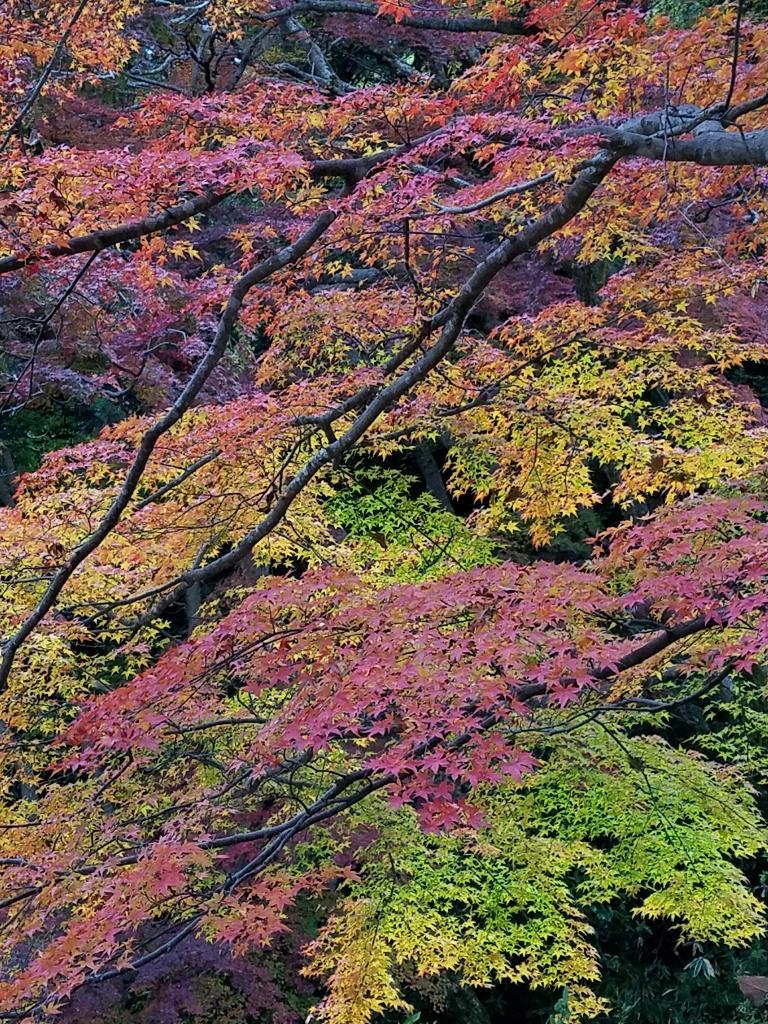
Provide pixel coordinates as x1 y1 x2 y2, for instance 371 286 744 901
0 209 338 691
421 170 556 217
108 151 620 626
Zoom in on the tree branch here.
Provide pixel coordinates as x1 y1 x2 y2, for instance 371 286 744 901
257 1 531 35
0 209 338 691
116 151 619 626
0 0 91 153
0 192 227 277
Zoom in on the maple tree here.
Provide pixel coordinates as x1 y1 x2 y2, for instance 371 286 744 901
4 0 768 1020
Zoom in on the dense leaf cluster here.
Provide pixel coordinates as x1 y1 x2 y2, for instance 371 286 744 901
5 0 768 1022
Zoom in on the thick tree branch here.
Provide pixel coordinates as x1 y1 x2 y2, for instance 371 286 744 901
258 1 531 35
589 92 768 165
604 125 768 165
0 192 227 277
117 151 619 625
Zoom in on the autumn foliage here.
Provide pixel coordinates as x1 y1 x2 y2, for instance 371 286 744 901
4 0 768 1020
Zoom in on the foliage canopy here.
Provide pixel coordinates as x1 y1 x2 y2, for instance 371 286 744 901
4 0 768 1021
